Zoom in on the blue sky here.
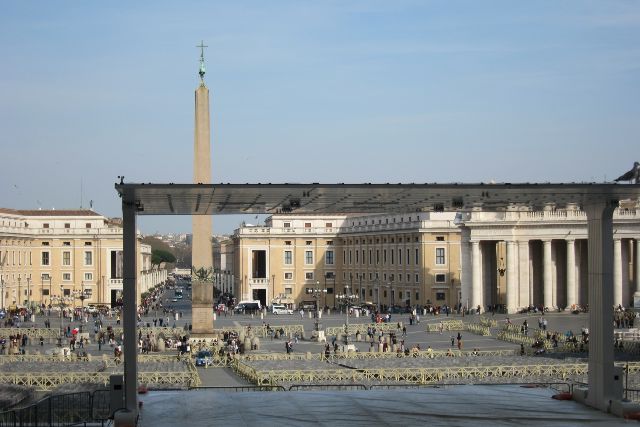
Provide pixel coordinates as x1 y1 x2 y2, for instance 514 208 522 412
1 1 638 234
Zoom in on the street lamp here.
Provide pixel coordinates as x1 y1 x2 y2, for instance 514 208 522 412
306 283 326 334
17 277 21 307
336 285 358 346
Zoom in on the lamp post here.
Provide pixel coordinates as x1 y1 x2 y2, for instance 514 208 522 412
0 278 4 310
17 277 21 307
306 283 326 333
336 285 358 346
26 277 31 309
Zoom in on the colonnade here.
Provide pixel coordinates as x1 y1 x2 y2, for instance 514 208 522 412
462 237 640 314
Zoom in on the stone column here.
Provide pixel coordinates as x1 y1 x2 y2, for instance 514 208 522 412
584 199 618 410
518 241 530 309
506 241 517 313
191 82 214 335
635 239 640 308
543 240 553 309
566 239 576 309
613 238 622 308
471 241 481 311
460 241 471 311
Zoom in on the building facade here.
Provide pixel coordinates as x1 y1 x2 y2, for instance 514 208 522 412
0 208 167 310
231 206 640 314
232 212 461 310
459 205 640 313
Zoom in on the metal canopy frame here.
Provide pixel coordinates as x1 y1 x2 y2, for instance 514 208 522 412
117 181 640 418
115 182 637 215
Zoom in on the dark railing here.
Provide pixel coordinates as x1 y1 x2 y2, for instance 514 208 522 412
288 384 368 391
193 386 286 392
0 390 110 427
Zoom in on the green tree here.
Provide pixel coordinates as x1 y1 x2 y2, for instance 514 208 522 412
152 249 176 266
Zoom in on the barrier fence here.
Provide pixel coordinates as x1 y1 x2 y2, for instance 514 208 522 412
0 389 110 427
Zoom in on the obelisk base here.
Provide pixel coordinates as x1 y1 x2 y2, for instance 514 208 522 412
191 304 214 335
191 279 214 335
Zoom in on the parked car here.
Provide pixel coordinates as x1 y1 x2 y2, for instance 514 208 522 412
195 350 213 367
272 304 293 315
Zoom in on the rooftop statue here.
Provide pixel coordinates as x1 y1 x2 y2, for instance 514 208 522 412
615 161 640 184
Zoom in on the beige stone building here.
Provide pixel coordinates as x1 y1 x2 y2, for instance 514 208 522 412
232 212 461 310
0 208 167 310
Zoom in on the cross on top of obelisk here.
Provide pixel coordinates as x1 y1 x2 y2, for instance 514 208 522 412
197 40 208 84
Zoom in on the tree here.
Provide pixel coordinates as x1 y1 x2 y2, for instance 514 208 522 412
152 249 176 266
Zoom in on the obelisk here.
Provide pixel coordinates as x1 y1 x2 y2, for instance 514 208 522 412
191 41 214 334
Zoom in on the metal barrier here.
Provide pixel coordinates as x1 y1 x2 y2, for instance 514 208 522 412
0 357 201 391
193 385 286 392
0 389 110 427
464 323 491 336
478 317 498 328
0 328 61 340
426 320 465 333
288 384 368 391
326 323 398 337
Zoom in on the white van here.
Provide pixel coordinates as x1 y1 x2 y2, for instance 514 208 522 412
272 304 293 315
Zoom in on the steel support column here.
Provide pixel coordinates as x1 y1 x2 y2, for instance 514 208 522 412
120 196 138 423
584 199 619 411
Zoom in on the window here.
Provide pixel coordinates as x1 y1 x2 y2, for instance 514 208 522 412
435 248 445 265
415 274 419 283
305 272 314 280
415 292 419 301
283 222 291 228
325 250 334 265
391 250 394 264
383 250 387 264
41 273 50 281
284 272 293 280
407 249 410 265
436 292 446 301
376 250 380 264
436 236 445 241
355 250 359 264
407 274 410 282
62 251 71 266
284 287 292 294
84 242 92 246
85 223 91 229
369 250 372 265
349 251 352 265
325 271 335 279
63 273 71 281
325 223 332 228
64 223 70 229
84 251 93 266
415 248 419 264
284 250 293 265
326 240 333 245
435 273 446 283
63 241 71 246
304 222 311 228
398 249 402 265
42 289 50 296
84 273 93 281
305 251 313 265
63 288 70 296
284 240 292 245
306 241 312 246
43 223 49 229
41 252 50 266
42 242 49 246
